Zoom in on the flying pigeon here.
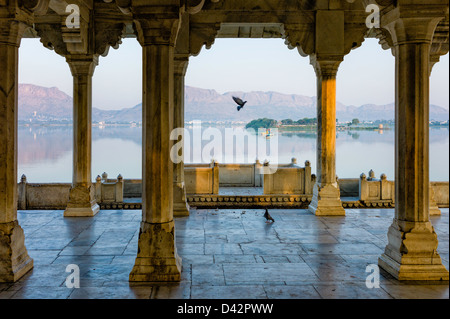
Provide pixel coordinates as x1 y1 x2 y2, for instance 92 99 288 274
264 208 275 223
232 96 247 111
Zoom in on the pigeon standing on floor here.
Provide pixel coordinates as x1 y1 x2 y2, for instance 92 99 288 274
232 96 247 111
264 208 275 223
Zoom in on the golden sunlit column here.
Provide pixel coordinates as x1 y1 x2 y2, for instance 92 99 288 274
173 54 190 216
308 56 345 216
0 19 34 282
64 55 100 217
129 18 182 282
378 8 449 280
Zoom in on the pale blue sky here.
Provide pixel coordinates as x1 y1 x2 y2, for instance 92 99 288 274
19 37 449 111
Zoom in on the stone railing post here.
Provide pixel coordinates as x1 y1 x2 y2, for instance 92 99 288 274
115 174 124 203
380 174 392 201
212 160 219 195
254 159 262 187
18 174 28 210
359 173 368 202
304 161 312 195
95 175 102 202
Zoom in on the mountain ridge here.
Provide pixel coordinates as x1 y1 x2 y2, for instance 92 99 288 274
17 83 450 123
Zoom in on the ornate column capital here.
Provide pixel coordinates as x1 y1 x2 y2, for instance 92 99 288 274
0 19 29 46
380 4 447 45
134 17 180 46
0 0 48 46
66 54 98 77
310 55 343 79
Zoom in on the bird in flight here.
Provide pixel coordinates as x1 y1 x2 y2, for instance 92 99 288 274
264 208 275 223
232 96 247 111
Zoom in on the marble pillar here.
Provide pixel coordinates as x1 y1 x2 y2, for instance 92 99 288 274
129 39 182 281
378 16 449 281
308 56 345 216
64 56 100 217
173 55 190 217
0 20 34 282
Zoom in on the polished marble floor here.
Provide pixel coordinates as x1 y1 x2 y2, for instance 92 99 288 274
0 208 448 299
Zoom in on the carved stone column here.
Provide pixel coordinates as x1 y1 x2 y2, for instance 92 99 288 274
308 56 345 216
378 9 449 280
129 18 182 282
173 54 190 217
64 55 100 217
0 19 33 282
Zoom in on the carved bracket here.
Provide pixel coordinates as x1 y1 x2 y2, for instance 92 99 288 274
282 23 315 57
189 22 220 56
95 22 125 56
310 55 343 78
35 23 68 56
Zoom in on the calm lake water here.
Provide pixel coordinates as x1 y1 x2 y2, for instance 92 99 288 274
17 124 449 183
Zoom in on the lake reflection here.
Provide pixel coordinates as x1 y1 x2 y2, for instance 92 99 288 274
17 125 449 182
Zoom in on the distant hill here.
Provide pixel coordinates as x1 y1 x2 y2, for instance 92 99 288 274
18 84 450 123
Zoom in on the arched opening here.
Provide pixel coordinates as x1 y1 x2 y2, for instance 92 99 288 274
184 37 317 196
337 38 449 184
91 38 142 181
336 38 396 180
18 38 73 183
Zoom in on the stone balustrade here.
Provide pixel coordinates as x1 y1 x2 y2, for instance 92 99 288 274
358 169 442 215
184 160 219 195
218 159 263 187
263 159 315 195
16 170 449 210
17 175 71 210
94 172 124 204
359 169 395 204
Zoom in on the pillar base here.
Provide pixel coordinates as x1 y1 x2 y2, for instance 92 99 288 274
0 221 34 282
173 182 190 217
379 254 449 281
64 185 99 217
64 204 100 217
308 183 345 216
129 220 182 282
378 221 449 281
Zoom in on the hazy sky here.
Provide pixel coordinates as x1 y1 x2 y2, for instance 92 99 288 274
19 37 449 111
